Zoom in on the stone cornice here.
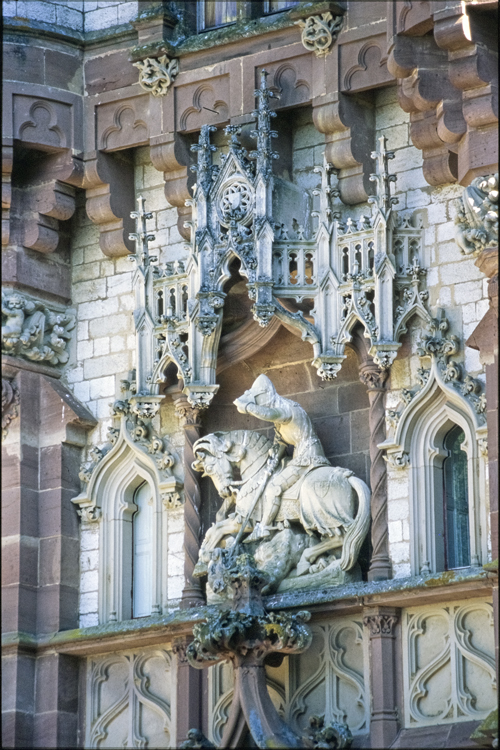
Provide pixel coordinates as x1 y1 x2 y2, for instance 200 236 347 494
2 569 492 658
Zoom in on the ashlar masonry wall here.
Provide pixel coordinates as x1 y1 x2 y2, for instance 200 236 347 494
64 90 490 624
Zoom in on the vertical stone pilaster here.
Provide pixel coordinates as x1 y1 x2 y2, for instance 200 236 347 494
363 607 401 748
359 365 392 581
174 396 205 608
172 639 204 747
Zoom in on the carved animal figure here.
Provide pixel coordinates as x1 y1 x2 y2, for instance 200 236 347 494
192 428 371 584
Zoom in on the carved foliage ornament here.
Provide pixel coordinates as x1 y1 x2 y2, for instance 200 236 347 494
1 290 74 366
455 173 499 256
133 55 179 97
184 551 353 750
295 13 343 57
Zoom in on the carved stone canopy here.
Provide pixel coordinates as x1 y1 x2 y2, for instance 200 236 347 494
129 74 433 412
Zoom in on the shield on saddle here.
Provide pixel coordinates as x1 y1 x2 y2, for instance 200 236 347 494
314 480 330 499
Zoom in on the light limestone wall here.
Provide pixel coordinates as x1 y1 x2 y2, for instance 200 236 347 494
68 149 186 625
3 1 138 32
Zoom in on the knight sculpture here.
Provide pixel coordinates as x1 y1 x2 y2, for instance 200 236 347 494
193 375 371 600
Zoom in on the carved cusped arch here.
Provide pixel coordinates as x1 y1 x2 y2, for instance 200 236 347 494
72 417 182 623
380 358 488 576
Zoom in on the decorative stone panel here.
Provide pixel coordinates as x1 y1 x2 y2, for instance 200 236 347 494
207 617 369 743
86 648 173 748
402 599 496 728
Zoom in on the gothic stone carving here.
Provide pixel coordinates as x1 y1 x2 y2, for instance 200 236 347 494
455 173 499 256
1 290 74 365
144 73 430 411
2 378 19 441
73 378 182 524
134 55 179 97
186 551 352 750
86 649 173 748
295 13 343 57
402 600 496 727
192 374 371 600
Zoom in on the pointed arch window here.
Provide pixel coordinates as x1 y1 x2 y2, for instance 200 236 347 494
443 426 470 570
132 482 154 618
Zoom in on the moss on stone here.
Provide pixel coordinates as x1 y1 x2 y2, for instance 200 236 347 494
424 570 456 587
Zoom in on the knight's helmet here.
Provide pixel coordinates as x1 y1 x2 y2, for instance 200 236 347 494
233 373 277 410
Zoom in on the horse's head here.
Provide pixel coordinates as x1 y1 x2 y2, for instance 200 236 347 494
192 432 247 498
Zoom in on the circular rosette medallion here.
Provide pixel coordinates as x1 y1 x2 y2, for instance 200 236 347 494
218 179 253 227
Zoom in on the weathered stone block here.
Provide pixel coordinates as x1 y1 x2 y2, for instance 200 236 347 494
389 541 410 565
83 352 130 380
72 278 106 304
93 337 110 358
388 520 403 543
78 297 119 320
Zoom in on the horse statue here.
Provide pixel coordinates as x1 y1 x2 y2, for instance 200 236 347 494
192 428 371 597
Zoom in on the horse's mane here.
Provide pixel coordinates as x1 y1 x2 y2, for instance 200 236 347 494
225 429 272 460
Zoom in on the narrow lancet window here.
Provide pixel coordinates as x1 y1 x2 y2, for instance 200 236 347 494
132 482 153 618
443 426 470 569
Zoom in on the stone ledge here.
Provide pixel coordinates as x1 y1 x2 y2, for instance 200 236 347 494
2 568 492 658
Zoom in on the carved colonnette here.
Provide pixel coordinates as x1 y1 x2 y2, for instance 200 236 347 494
174 397 205 609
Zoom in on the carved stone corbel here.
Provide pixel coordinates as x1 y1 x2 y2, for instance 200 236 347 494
83 150 135 258
312 94 375 204
10 149 83 254
150 132 194 240
433 1 498 184
388 33 465 185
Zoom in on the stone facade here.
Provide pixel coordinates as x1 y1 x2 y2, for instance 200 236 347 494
2 1 498 748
